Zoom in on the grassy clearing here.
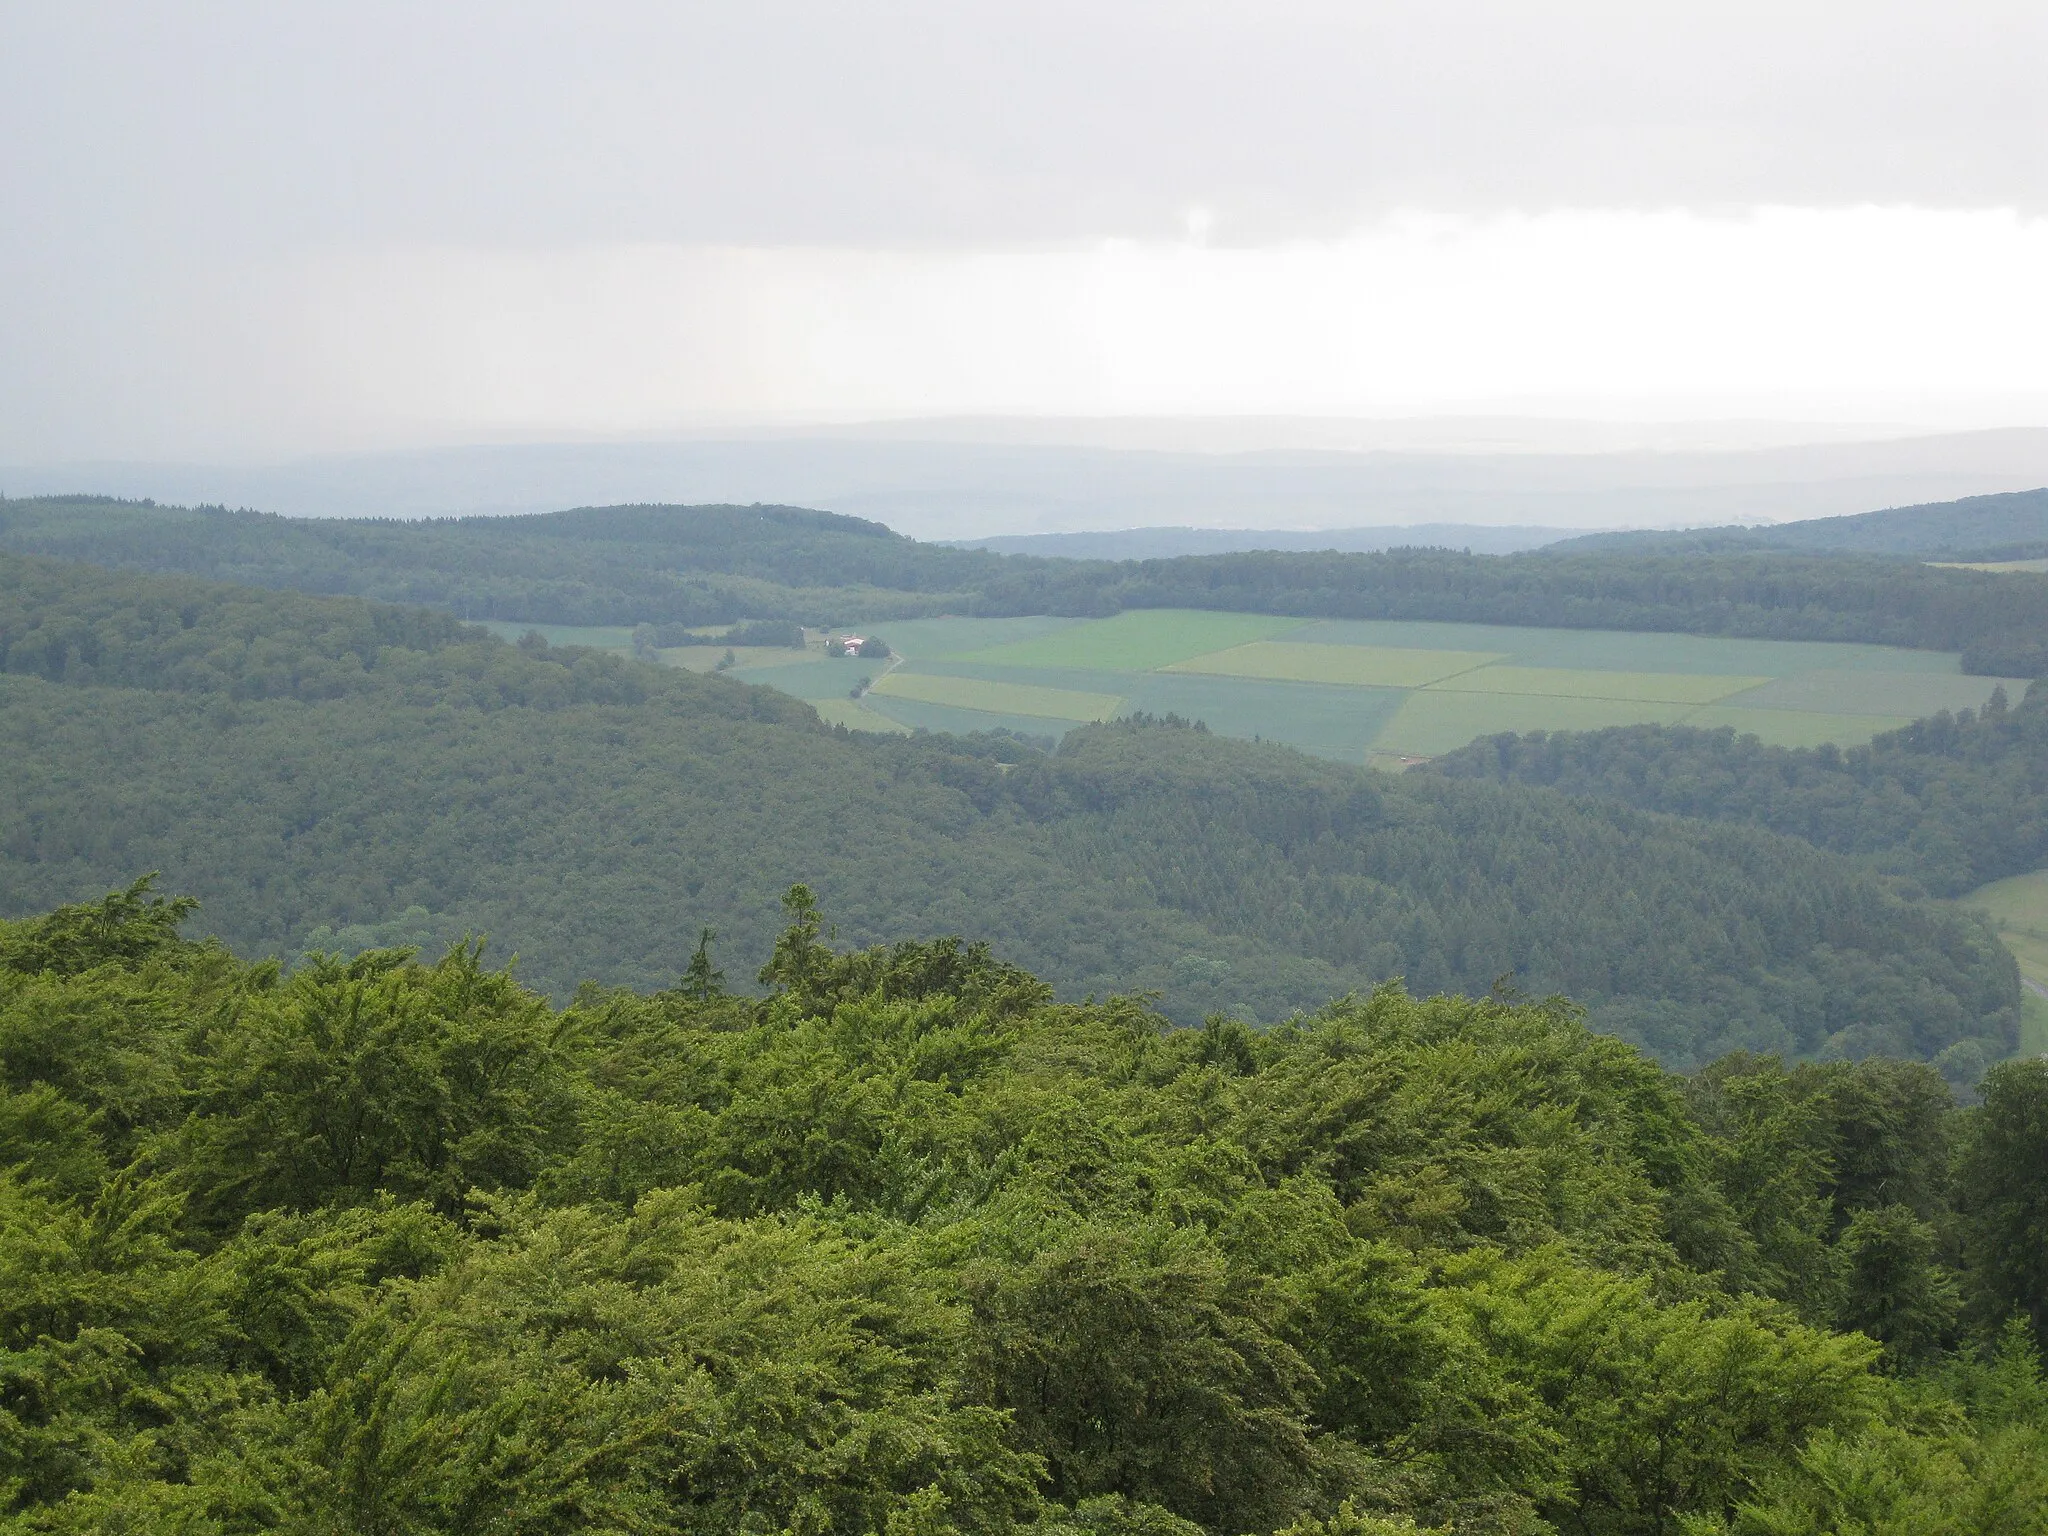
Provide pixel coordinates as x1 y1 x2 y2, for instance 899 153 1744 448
871 671 1123 721
1711 670 2028 717
1376 693 1694 756
1960 869 2048 935
1958 871 2048 984
1166 641 1502 688
956 609 1297 672
1930 558 2048 573
1428 666 1770 704
1677 706 1920 748
809 699 914 734
2023 993 2048 1056
1954 870 2048 1056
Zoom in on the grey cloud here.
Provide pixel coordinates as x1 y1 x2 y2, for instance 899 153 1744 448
8 2 2046 463
6 1 2047 262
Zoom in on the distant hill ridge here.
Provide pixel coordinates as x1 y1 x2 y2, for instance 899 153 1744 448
8 489 2048 674
1553 486 2048 560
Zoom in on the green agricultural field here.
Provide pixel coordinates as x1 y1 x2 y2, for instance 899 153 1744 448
870 671 1123 721
1166 641 1502 688
1375 692 1697 757
1279 619 1968 674
859 614 1085 659
1959 870 2048 987
1712 669 2019 717
956 609 1297 672
1425 666 1770 704
714 609 2025 765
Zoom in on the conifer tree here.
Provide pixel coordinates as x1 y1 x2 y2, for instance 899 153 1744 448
681 926 726 1000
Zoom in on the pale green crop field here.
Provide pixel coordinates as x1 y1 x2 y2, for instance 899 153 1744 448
500 608 2026 765
955 609 1298 672
773 610 2026 759
1713 669 2018 717
1165 641 1503 688
1424 666 1771 704
870 672 1123 721
1680 707 1921 747
852 615 1083 659
1375 692 1698 756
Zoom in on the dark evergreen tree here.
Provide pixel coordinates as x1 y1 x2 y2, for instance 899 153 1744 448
680 927 726 1000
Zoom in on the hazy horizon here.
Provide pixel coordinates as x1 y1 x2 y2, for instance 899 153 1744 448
11 420 2048 541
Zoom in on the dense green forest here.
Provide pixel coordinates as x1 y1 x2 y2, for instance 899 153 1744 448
8 494 2048 672
1433 685 2048 899
0 550 2020 1073
2 880 2045 1534
1557 487 2048 562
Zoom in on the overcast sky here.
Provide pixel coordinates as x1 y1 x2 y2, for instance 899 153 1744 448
7 2 2048 461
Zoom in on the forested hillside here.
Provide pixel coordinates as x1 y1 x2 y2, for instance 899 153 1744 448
3 882 2045 1534
8 494 2048 670
0 551 2017 1072
1433 685 2048 899
0 495 1000 627
1556 486 2048 561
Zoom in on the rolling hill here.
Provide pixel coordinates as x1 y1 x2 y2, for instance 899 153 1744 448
1554 486 2048 560
0 549 2018 1072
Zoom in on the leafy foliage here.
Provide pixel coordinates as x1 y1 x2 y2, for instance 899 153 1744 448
0 888 2040 1533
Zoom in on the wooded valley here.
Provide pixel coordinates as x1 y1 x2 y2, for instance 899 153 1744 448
0 551 2019 1073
